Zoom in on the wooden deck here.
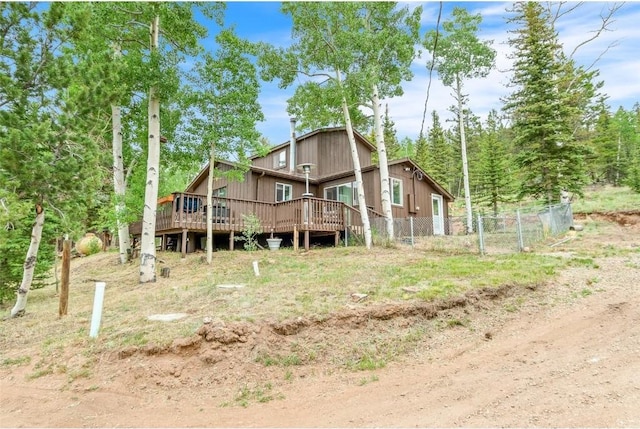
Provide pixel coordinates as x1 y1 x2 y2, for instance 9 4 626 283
129 192 381 254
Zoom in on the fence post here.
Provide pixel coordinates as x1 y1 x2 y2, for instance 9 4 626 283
410 216 414 248
516 209 524 252
477 213 485 255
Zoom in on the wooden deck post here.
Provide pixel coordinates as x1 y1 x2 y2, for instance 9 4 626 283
229 231 234 251
293 225 298 252
304 230 309 251
335 230 340 247
181 229 187 258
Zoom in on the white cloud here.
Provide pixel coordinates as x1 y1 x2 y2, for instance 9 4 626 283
255 1 640 144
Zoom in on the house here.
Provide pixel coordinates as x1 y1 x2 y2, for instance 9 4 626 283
130 122 454 256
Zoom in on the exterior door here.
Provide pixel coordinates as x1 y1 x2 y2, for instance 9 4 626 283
431 194 444 235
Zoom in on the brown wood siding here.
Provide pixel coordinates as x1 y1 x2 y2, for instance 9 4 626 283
361 170 378 211
255 174 311 202
296 135 318 174
254 146 291 171
389 164 452 219
190 164 257 201
316 130 373 177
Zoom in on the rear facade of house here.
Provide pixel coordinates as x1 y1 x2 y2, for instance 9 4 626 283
130 124 454 255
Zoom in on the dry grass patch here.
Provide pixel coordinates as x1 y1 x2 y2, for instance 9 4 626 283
0 243 571 375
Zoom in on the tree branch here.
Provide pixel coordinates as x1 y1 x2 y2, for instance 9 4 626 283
568 3 623 60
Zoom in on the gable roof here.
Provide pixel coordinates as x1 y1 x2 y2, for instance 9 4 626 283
390 158 455 202
252 126 376 160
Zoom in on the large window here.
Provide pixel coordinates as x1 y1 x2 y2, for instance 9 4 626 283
390 177 403 206
275 182 292 202
324 182 358 206
212 186 227 207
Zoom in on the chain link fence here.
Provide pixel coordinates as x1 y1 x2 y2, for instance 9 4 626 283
372 203 574 255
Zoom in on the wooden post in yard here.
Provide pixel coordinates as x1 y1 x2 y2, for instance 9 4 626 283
229 231 235 250
335 230 340 247
181 229 187 258
293 225 298 252
304 230 310 251
59 237 70 317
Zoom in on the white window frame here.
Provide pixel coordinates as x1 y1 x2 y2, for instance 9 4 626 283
390 177 403 206
275 150 286 169
324 181 358 206
275 182 292 202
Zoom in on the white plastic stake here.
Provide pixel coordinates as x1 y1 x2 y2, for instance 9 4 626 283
252 260 260 277
89 282 106 338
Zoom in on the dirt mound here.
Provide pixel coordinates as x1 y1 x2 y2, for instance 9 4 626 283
574 210 640 227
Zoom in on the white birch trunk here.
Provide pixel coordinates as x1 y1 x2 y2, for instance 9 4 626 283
206 144 215 264
139 16 160 283
10 205 45 317
456 76 474 234
112 104 131 264
372 84 394 240
335 69 371 248
340 97 372 249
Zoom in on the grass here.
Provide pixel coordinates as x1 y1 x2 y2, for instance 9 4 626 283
0 245 571 360
1 355 31 367
571 185 640 213
229 382 282 407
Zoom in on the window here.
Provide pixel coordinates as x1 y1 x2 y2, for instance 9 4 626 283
212 186 227 207
275 182 292 202
390 177 403 206
212 187 227 198
274 150 286 169
324 182 358 206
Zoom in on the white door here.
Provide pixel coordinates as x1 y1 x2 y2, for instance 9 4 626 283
432 194 444 235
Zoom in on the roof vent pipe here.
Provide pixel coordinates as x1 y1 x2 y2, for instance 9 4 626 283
289 117 297 173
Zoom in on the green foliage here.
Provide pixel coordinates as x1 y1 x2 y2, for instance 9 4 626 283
1 355 31 367
235 213 263 251
473 110 516 214
0 4 97 303
504 2 592 203
85 237 102 256
259 2 421 136
423 7 496 87
426 111 453 187
383 104 402 160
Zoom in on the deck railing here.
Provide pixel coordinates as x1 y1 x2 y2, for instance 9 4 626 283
129 192 385 237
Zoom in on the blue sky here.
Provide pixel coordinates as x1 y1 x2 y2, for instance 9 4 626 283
214 1 640 145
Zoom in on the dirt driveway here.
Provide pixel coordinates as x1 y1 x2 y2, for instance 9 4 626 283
1 216 639 427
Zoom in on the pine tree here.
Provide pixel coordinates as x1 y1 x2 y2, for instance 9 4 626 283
590 105 619 184
383 104 401 160
504 2 589 203
425 111 451 187
474 110 515 215
625 104 640 192
414 133 429 171
0 3 109 316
